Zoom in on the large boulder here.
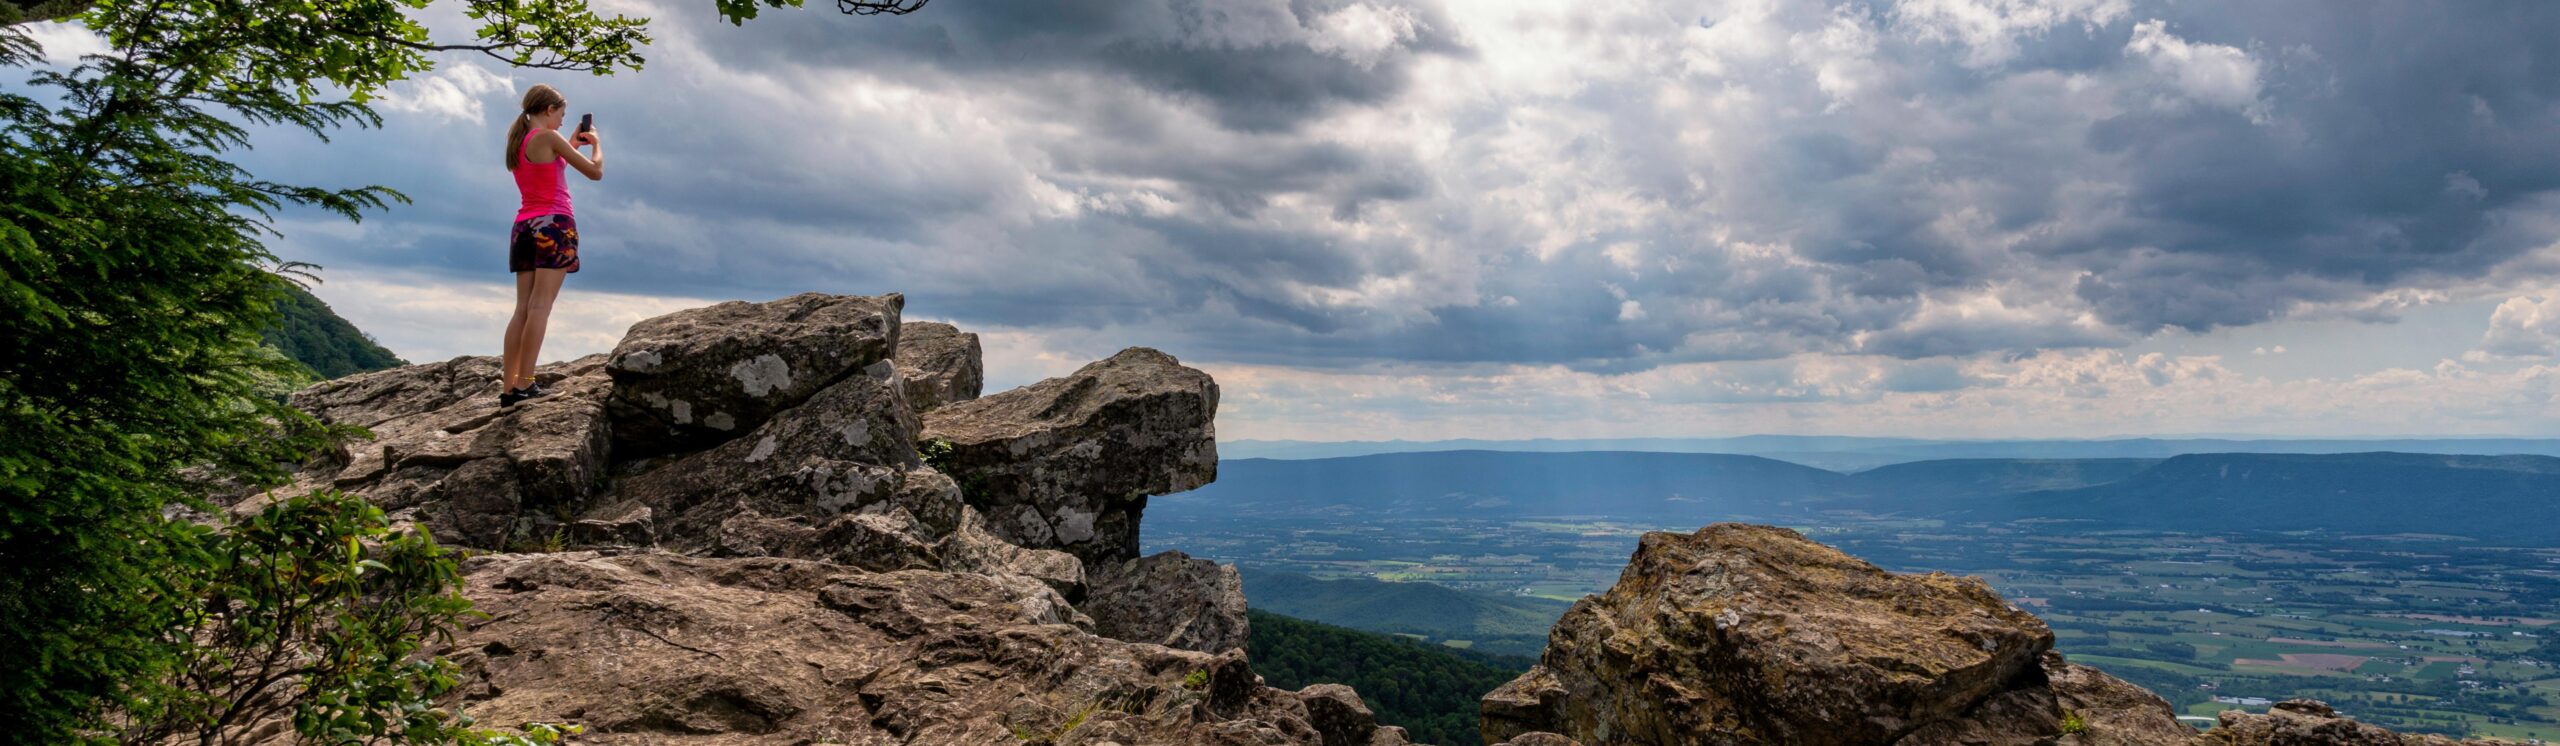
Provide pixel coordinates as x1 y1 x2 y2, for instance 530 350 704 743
1481 523 2187 746
936 505 1088 602
2044 652 2193 746
919 347 1218 566
606 293 902 456
894 321 982 412
257 355 610 548
446 552 1412 746
595 359 935 554
1299 684 1413 746
2193 700 2495 746
1084 550 1250 654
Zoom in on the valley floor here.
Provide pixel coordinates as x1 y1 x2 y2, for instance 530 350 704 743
1148 512 2560 741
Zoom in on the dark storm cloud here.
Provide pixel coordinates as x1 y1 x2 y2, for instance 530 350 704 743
675 0 1464 132
228 0 2560 376
2038 2 2560 331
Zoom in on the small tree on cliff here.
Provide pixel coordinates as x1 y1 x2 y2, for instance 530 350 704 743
0 0 921 741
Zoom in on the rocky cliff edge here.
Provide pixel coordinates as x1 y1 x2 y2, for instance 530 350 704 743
250 292 1404 746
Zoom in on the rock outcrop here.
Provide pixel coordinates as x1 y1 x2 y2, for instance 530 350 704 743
919 347 1219 566
1479 523 2489 746
263 355 610 548
606 293 902 457
1481 523 2196 746
1084 550 1250 654
935 503 1089 601
247 292 1299 745
894 321 982 413
449 552 1412 746
599 356 933 556
2193 700 2496 746
2044 651 2193 746
1299 684 1413 746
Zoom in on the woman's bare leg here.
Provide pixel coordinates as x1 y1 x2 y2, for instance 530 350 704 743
518 268 568 386
502 271 535 392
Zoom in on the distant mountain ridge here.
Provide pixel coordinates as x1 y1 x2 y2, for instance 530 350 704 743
1224 436 2560 471
1155 450 2560 545
1158 450 1846 519
1983 452 2560 544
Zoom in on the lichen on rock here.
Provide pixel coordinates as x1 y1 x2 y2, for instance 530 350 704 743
606 292 903 457
894 320 982 413
253 354 611 549
918 347 1219 567
242 294 1385 746
1085 550 1250 654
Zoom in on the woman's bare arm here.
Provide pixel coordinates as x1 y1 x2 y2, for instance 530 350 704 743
537 129 604 181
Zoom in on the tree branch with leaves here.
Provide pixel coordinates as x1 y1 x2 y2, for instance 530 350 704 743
0 0 924 742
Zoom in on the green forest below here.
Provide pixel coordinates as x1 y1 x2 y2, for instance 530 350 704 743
1245 610 1536 746
1239 568 1569 658
262 284 404 379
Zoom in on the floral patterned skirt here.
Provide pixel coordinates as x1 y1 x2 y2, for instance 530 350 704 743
508 214 580 273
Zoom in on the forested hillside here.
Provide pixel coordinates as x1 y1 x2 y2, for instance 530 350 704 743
1240 568 1568 657
1244 610 1534 746
262 285 404 378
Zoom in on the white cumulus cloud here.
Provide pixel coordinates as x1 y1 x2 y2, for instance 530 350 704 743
2124 18 2265 118
2471 291 2560 360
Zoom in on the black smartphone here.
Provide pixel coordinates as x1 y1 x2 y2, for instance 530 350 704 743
576 113 593 134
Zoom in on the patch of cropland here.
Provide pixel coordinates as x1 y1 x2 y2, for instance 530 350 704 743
1150 448 2560 741
1244 610 1532 746
1239 568 1569 658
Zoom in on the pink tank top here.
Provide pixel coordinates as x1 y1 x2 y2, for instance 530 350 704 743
513 129 572 222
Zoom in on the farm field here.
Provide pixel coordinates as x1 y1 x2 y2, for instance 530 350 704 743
1150 511 2560 740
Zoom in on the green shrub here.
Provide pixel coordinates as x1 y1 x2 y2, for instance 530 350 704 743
115 492 483 744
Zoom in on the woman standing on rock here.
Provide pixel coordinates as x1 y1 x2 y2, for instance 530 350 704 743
498 83 603 407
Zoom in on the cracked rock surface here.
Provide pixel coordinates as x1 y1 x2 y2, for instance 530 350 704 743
255 355 611 548
446 552 1409 746
1482 523 2194 746
892 320 981 413
919 347 1218 567
248 294 1293 745
1085 550 1250 654
606 292 903 457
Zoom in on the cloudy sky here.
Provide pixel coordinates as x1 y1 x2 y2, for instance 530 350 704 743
33 0 2560 440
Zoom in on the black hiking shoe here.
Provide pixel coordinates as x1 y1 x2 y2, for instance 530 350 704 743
499 387 528 407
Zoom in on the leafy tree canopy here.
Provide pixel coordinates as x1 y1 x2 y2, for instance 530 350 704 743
1246 610 1534 746
0 0 919 741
